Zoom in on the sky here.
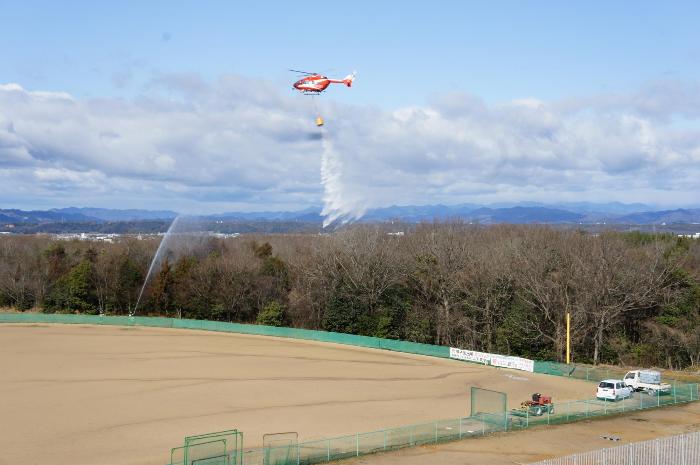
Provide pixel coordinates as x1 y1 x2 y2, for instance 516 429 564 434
1 1 700 214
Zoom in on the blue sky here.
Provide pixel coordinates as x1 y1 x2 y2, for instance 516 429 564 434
4 1 699 106
1 1 700 214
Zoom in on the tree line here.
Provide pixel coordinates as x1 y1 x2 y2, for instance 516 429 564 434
1 224 699 369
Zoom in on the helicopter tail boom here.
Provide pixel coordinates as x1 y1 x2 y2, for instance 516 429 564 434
328 72 356 87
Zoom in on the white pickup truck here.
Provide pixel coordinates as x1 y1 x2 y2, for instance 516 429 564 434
623 370 671 395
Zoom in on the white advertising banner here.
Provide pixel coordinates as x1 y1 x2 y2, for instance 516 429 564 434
511 357 535 372
490 355 535 372
449 347 490 364
449 347 534 373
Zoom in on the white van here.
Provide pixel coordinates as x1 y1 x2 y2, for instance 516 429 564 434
597 379 633 401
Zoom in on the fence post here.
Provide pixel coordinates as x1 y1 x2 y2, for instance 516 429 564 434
629 442 633 463
657 390 660 408
682 433 687 465
326 439 330 462
458 417 462 439
356 433 359 457
434 422 438 443
655 438 660 465
674 384 677 404
297 443 300 465
383 430 387 452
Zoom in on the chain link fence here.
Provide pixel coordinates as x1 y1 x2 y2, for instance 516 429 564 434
2 313 698 465
164 385 697 465
230 387 697 465
236 416 502 465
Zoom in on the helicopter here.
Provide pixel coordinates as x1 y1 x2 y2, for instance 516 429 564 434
290 70 356 126
291 70 355 93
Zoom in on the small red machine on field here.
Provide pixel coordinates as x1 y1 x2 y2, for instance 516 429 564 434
519 393 555 416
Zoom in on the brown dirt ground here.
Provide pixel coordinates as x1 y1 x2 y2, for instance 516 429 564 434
0 323 695 465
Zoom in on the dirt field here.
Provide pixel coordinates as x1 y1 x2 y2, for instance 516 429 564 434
348 401 700 464
1 323 599 465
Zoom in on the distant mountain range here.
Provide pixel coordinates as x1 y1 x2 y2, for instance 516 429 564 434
207 207 322 223
0 207 177 224
2 203 700 228
53 207 178 221
0 208 97 224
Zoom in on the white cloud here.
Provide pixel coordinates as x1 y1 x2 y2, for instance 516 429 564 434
0 77 699 215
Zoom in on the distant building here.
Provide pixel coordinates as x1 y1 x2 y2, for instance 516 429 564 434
209 232 241 239
53 233 119 243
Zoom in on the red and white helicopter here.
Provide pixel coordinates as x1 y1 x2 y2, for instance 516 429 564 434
291 70 356 94
290 69 356 126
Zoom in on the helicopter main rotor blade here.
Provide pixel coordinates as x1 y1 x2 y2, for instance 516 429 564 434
289 69 316 75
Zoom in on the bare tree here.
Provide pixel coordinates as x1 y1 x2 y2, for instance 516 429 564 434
574 234 675 364
513 228 588 361
407 222 473 346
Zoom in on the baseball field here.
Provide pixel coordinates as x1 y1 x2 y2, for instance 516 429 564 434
1 323 605 465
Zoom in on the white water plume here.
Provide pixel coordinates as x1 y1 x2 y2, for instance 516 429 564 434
133 215 211 315
320 132 366 228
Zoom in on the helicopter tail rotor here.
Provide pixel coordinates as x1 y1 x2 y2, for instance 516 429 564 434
343 71 356 87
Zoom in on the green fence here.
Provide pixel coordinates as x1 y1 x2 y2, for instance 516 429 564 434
166 416 504 465
166 384 697 465
534 360 631 382
0 313 450 360
0 313 666 382
3 313 699 465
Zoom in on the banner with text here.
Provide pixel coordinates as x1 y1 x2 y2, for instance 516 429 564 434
449 348 491 365
449 347 534 373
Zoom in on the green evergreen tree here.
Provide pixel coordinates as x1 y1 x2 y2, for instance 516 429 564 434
115 256 143 313
256 301 286 326
45 260 97 313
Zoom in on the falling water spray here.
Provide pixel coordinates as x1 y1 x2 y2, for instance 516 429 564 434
132 216 182 315
319 130 366 227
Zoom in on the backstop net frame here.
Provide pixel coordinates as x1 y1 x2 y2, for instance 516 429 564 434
171 429 243 465
262 432 299 465
470 387 508 431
